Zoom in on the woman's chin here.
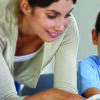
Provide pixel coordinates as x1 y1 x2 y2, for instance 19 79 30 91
44 38 57 42
40 35 57 42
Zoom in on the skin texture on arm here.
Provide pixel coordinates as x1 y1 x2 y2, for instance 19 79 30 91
24 88 85 100
84 88 100 98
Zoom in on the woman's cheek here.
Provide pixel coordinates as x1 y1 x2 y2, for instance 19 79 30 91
64 17 71 27
43 21 55 29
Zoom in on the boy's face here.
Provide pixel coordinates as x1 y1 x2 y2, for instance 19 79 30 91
92 29 100 56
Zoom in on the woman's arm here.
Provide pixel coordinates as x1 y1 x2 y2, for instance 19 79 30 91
24 88 85 100
0 23 24 99
0 52 25 100
54 15 79 93
84 88 100 98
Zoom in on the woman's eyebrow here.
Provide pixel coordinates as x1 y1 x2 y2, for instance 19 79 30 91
67 8 73 15
47 10 61 15
46 8 73 16
65 8 73 17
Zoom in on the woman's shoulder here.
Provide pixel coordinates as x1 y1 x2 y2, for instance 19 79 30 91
0 0 18 22
0 0 9 6
0 1 7 19
0 0 10 12
0 0 18 37
0 0 11 23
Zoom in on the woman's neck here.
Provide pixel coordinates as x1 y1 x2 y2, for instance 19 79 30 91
16 17 44 56
15 33 44 56
16 13 44 56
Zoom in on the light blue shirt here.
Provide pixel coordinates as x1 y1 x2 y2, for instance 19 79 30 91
77 55 100 95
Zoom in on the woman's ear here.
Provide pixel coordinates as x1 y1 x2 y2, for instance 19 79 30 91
19 0 32 14
92 29 97 45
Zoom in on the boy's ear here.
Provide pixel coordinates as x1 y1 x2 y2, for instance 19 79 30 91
92 29 97 45
19 0 32 14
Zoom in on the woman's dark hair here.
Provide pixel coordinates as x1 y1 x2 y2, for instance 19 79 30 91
95 12 100 36
28 0 77 8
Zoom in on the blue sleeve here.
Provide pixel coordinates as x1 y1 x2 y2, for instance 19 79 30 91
15 81 21 96
78 59 99 95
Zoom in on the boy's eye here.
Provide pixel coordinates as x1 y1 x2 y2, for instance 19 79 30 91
47 15 56 19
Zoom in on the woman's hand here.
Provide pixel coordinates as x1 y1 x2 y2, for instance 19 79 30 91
24 88 85 100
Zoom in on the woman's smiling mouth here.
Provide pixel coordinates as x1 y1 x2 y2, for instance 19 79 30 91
46 31 59 38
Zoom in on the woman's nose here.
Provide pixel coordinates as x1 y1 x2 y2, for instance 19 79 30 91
55 20 65 32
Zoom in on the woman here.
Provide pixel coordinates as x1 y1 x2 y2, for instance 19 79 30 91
0 0 84 99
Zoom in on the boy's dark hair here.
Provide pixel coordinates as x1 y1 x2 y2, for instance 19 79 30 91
28 0 77 8
95 12 100 36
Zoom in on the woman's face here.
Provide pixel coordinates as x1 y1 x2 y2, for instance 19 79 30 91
23 0 73 42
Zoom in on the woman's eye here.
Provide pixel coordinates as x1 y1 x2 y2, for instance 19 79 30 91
65 14 71 18
47 15 56 19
